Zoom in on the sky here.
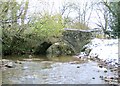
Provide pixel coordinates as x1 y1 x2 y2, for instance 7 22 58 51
17 0 106 29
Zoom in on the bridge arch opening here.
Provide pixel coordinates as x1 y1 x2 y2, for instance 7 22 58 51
34 41 75 57
34 42 52 55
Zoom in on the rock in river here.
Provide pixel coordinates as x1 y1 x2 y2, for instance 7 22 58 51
5 62 15 68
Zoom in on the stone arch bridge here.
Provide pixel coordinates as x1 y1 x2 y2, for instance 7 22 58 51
35 28 92 55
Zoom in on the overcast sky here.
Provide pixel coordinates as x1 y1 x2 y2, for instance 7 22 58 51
17 0 106 29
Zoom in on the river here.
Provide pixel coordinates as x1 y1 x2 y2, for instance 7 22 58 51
1 55 118 84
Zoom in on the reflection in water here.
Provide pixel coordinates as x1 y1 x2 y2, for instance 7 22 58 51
2 56 115 84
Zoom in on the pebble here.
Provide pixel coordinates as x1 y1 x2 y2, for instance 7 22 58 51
110 70 113 72
77 66 80 68
109 67 113 69
99 76 103 79
99 65 103 68
110 77 114 79
104 70 107 73
92 77 95 79
104 77 107 79
104 79 109 82
97 70 100 72
15 60 22 64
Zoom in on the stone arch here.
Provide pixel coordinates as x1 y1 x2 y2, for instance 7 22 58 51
34 29 92 56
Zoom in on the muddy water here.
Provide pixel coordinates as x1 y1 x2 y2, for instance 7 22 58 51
2 56 116 84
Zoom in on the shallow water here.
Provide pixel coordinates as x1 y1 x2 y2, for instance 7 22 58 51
1 56 116 84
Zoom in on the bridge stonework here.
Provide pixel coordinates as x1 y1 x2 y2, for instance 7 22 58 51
62 29 92 54
35 28 93 56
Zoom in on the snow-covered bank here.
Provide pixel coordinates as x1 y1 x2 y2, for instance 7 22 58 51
82 38 118 66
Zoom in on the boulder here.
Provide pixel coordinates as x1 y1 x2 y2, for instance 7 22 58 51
46 42 74 57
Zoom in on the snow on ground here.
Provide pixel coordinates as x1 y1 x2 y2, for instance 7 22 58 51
84 38 118 66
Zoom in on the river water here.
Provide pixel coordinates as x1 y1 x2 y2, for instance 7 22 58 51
1 56 117 84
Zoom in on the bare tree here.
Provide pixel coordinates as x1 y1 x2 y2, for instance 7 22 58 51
103 1 120 38
73 1 94 29
60 1 94 29
95 2 109 38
